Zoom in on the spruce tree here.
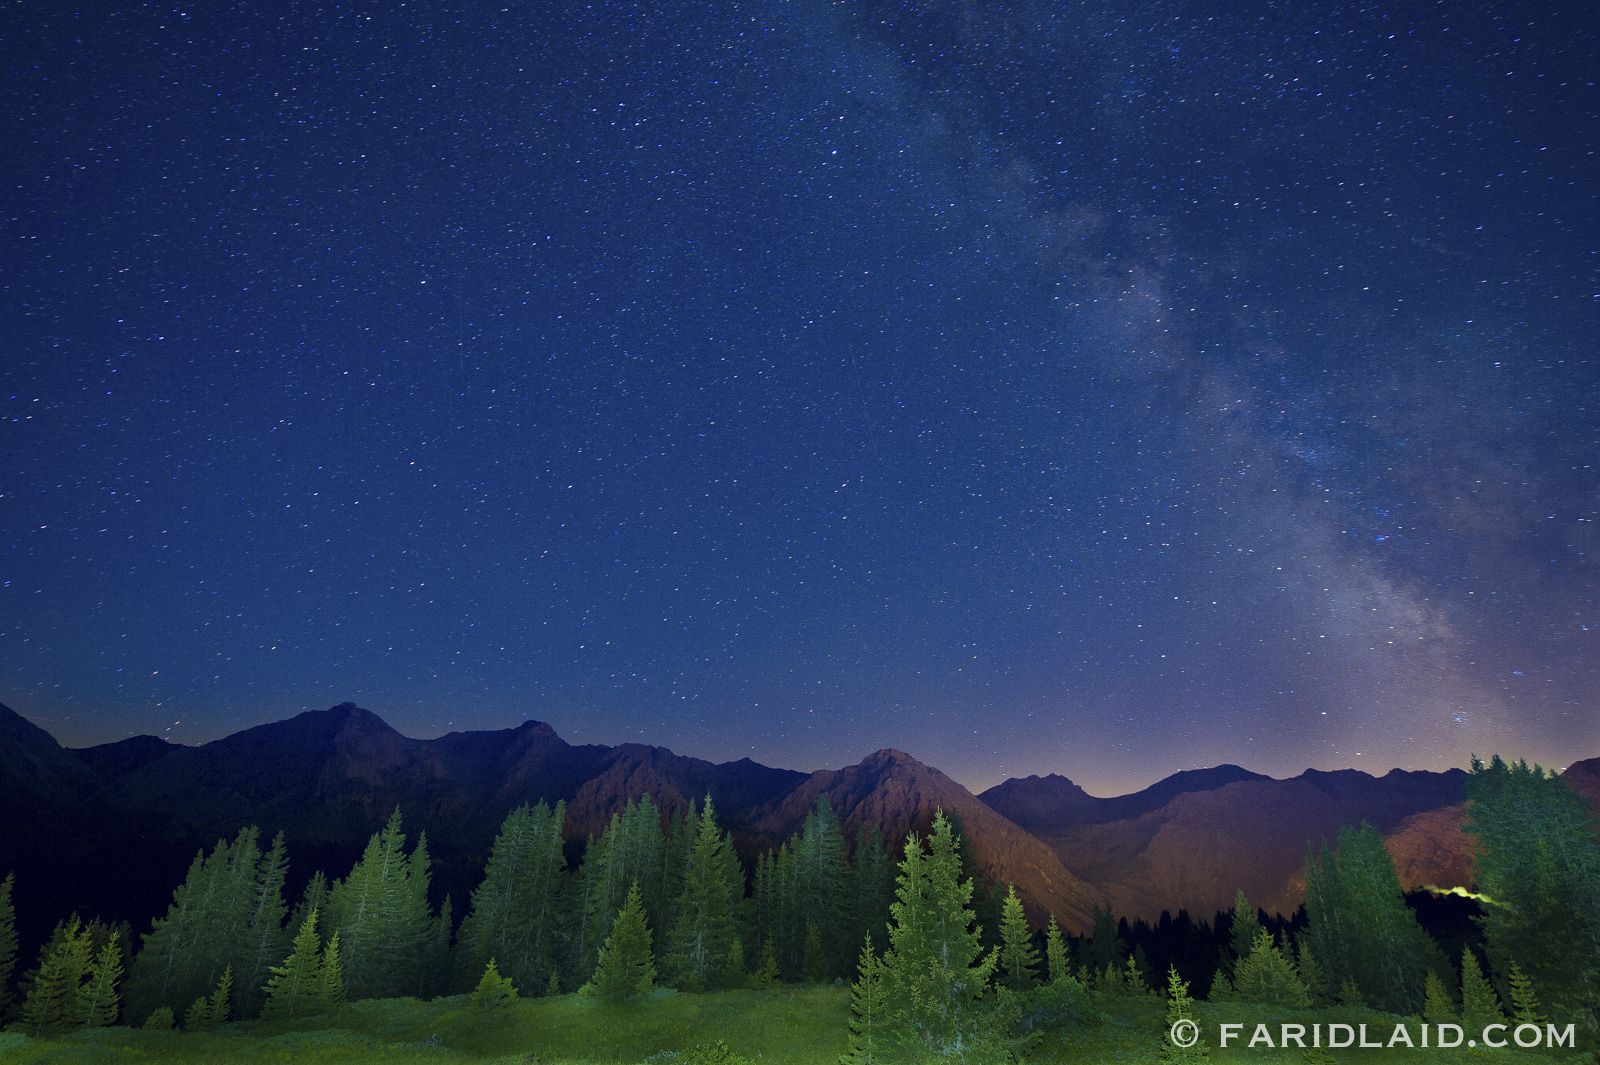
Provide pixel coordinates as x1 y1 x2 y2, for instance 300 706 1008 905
725 934 747 987
880 810 1004 1061
1464 755 1600 1031
289 872 329 941
851 822 894 962
1044 915 1068 983
1122 954 1155 998
1293 940 1330 1006
76 936 123 1028
1301 823 1451 1014
184 965 232 1031
751 937 780 991
1084 903 1122 977
998 886 1039 991
327 808 439 1000
183 996 211 1032
261 907 323 1020
469 959 519 1009
457 801 568 995
0 873 15 1016
943 809 1000 953
1231 929 1308 1007
576 797 663 984
124 827 282 1022
208 965 233 1025
776 797 850 980
19 916 90 1037
233 831 291 1018
1226 890 1262 974
1423 969 1457 1025
802 922 827 983
316 931 347 1010
665 798 737 991
1460 948 1504 1036
841 934 887 1065
1507 962 1542 1025
141 1006 174 1030
1161 966 1208 1062
592 882 655 1000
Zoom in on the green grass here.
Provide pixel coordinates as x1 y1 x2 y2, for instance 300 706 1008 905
0 985 850 1065
2 990 1590 1065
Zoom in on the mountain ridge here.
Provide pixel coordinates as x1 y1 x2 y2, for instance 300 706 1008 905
3 701 1596 955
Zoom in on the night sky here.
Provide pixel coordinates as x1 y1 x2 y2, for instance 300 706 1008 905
4 0 1596 795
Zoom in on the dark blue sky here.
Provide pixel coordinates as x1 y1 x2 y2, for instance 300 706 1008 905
4 0 1596 794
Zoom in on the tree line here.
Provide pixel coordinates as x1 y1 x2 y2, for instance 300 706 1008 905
0 752 1593 1049
0 792 901 1034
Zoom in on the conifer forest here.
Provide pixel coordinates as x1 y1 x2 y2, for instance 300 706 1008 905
0 755 1595 1063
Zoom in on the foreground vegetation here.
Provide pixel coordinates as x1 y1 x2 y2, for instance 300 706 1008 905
0 987 1587 1065
0 753 1595 1063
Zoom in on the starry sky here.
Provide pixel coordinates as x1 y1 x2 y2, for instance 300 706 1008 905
3 0 1596 795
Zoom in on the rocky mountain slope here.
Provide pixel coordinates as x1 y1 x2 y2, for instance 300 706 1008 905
3 701 1595 954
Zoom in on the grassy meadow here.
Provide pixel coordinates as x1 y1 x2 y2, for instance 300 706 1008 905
0 987 1587 1065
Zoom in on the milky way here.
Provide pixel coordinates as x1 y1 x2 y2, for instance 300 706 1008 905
3 0 1595 793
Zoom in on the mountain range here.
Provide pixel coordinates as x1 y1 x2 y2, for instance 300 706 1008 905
3 700 1596 958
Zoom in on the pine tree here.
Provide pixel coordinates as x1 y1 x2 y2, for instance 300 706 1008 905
327 808 439 1000
76 936 123 1028
1161 966 1208 1062
776 797 850 980
1464 755 1600 1032
851 822 894 963
725 934 747 987
998 886 1039 992
184 965 232 1031
576 797 665 985
1293 940 1329 1006
317 931 346 1010
0 873 16 1017
802 922 828 983
546 970 561 997
840 934 887 1065
261 907 324 1020
289 872 329 942
1231 929 1308 1007
141 1006 174 1030
1226 890 1262 974
1095 960 1125 996
1122 954 1155 999
19 916 91 1036
1336 976 1364 1007
183 996 211 1032
208 965 233 1025
1423 969 1457 1025
592 882 655 1000
1460 949 1503 1036
1508 962 1542 1025
943 809 1001 954
1206 971 1232 1002
880 810 1004 1061
457 801 568 995
665 798 737 991
419 893 453 999
1301 823 1452 1014
1044 915 1068 984
233 831 291 1018
1084 903 1122 977
124 827 284 1022
469 959 519 1009
751 937 780 991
